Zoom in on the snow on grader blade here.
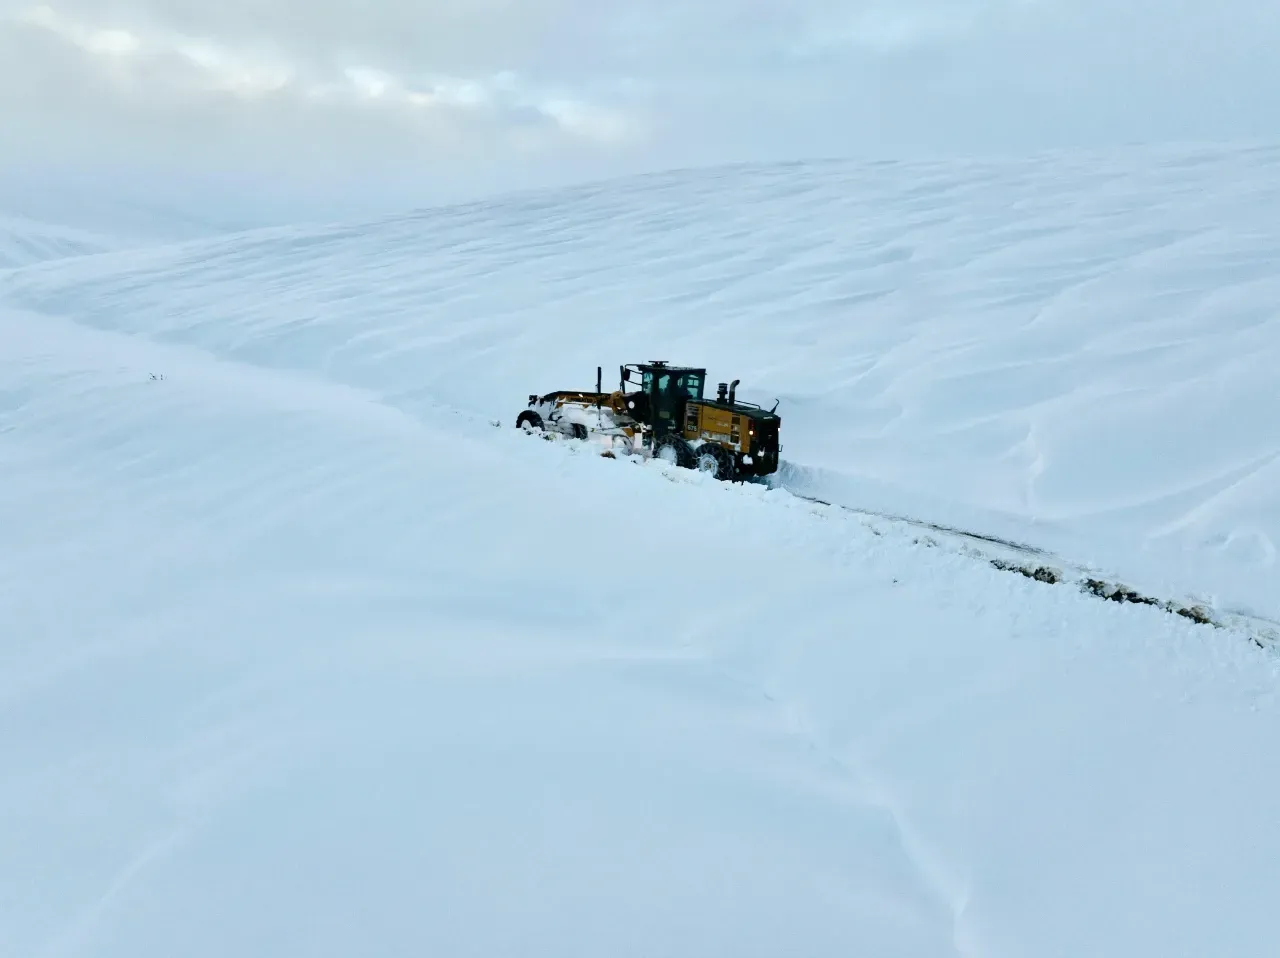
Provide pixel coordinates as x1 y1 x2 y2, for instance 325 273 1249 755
513 361 782 483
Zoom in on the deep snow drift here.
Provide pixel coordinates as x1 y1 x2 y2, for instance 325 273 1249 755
7 142 1279 620
0 214 121 269
3 143 1280 957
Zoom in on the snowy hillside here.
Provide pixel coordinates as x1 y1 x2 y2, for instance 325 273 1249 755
6 142 1279 620
3 143 1280 957
0 214 122 268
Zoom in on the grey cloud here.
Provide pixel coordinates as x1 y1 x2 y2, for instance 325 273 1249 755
37 0 591 75
2 4 637 148
2 0 1278 228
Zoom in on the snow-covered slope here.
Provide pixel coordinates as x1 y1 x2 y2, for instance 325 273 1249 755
0 173 268 245
0 214 124 268
3 143 1280 957
6 142 1278 619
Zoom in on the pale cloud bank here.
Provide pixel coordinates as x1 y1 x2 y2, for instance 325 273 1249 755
2 0 1278 225
7 3 635 145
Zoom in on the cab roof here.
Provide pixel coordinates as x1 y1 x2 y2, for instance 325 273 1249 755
636 361 706 374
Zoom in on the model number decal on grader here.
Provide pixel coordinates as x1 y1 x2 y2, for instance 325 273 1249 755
514 361 781 482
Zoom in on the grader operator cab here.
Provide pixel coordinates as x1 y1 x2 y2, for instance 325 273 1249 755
514 360 781 481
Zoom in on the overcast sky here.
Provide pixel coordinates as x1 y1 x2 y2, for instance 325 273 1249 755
3 0 1279 227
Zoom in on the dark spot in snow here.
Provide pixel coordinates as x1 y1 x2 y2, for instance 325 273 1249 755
1176 605 1213 625
990 558 1061 584
1081 578 1223 629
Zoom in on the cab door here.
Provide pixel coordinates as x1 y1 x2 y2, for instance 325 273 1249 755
649 372 684 437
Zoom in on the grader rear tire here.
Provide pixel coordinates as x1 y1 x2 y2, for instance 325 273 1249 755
693 443 736 481
653 435 693 469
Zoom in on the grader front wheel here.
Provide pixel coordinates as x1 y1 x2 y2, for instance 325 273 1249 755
516 410 544 433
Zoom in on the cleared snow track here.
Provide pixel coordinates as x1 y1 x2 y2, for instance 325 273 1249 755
775 480 1280 647
514 417 1280 647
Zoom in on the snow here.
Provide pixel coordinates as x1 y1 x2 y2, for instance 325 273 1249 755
3 141 1280 957
0 215 125 269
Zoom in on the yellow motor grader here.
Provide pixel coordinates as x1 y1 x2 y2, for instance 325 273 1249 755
514 361 781 481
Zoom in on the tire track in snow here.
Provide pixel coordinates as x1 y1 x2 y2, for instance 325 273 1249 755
492 418 1280 649
778 481 1280 648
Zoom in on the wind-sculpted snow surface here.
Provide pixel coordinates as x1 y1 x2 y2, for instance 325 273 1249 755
0 215 120 268
5 143 1278 619
3 144 1280 957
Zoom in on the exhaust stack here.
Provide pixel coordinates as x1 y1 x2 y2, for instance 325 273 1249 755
728 379 740 404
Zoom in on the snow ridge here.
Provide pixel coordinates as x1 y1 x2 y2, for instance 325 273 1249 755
0 214 124 268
